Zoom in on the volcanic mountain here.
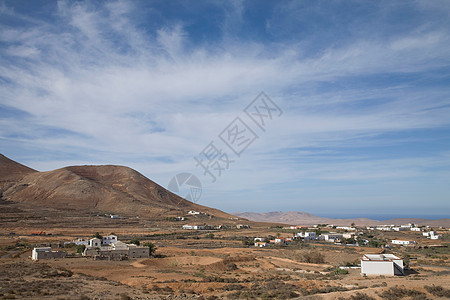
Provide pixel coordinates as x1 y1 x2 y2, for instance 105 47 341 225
0 154 37 193
0 154 231 219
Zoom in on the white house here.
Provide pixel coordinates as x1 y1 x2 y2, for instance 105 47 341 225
411 227 422 232
32 247 66 261
102 235 118 245
254 242 268 247
342 232 355 239
392 240 416 245
336 226 356 231
393 227 408 232
321 233 343 242
429 231 442 240
274 238 286 244
236 224 250 229
182 224 205 230
89 238 102 248
424 231 437 237
188 210 200 215
295 232 316 240
64 238 89 246
376 226 393 231
361 254 404 276
83 237 151 259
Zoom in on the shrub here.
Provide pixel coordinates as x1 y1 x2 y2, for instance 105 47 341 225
424 285 450 297
142 242 156 256
129 238 140 246
76 245 86 254
378 287 428 300
333 268 349 275
302 250 325 264
348 292 376 300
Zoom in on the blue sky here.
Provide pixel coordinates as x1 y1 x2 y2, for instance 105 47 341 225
1 0 449 219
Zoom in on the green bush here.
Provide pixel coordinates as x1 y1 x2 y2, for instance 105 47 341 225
76 245 86 254
333 268 349 275
142 242 156 256
129 238 140 246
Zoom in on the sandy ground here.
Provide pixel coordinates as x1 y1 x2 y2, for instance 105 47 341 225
1 224 449 299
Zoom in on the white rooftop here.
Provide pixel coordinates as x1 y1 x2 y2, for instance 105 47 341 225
362 254 400 261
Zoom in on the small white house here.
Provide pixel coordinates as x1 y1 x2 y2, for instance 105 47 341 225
393 227 408 232
102 235 118 245
32 247 66 261
343 232 355 239
336 226 356 231
65 238 89 246
188 210 200 215
361 254 404 276
428 231 442 240
254 242 268 247
392 240 416 245
321 233 343 242
376 226 393 231
182 224 205 230
89 238 102 248
295 232 316 240
411 227 422 232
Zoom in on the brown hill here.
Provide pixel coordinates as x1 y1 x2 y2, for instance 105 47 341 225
0 155 232 219
233 211 450 227
0 154 37 193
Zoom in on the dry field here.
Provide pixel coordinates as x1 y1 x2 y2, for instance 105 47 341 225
1 222 449 300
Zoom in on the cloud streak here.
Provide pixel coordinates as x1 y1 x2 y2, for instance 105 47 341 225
0 0 449 216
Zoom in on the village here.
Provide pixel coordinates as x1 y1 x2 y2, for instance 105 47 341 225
25 210 449 280
1 207 449 299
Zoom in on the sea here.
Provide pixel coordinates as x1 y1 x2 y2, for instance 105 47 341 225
315 213 449 221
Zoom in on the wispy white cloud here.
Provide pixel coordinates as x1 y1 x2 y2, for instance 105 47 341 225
0 0 449 215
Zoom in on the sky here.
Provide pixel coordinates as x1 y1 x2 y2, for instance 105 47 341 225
1 0 449 219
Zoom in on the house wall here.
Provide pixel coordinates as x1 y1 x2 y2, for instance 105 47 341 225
32 248 66 261
129 247 150 258
102 235 117 245
361 260 394 276
392 259 404 275
99 249 129 260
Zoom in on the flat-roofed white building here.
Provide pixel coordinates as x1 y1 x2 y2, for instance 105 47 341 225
182 224 206 230
393 227 408 231
32 247 66 261
361 254 404 276
321 233 343 242
295 232 316 240
83 238 151 259
102 235 118 245
392 240 416 245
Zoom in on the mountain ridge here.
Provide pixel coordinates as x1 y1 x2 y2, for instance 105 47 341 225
0 154 232 219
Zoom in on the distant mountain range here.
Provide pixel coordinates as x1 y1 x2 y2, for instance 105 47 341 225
0 154 232 219
233 211 450 227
